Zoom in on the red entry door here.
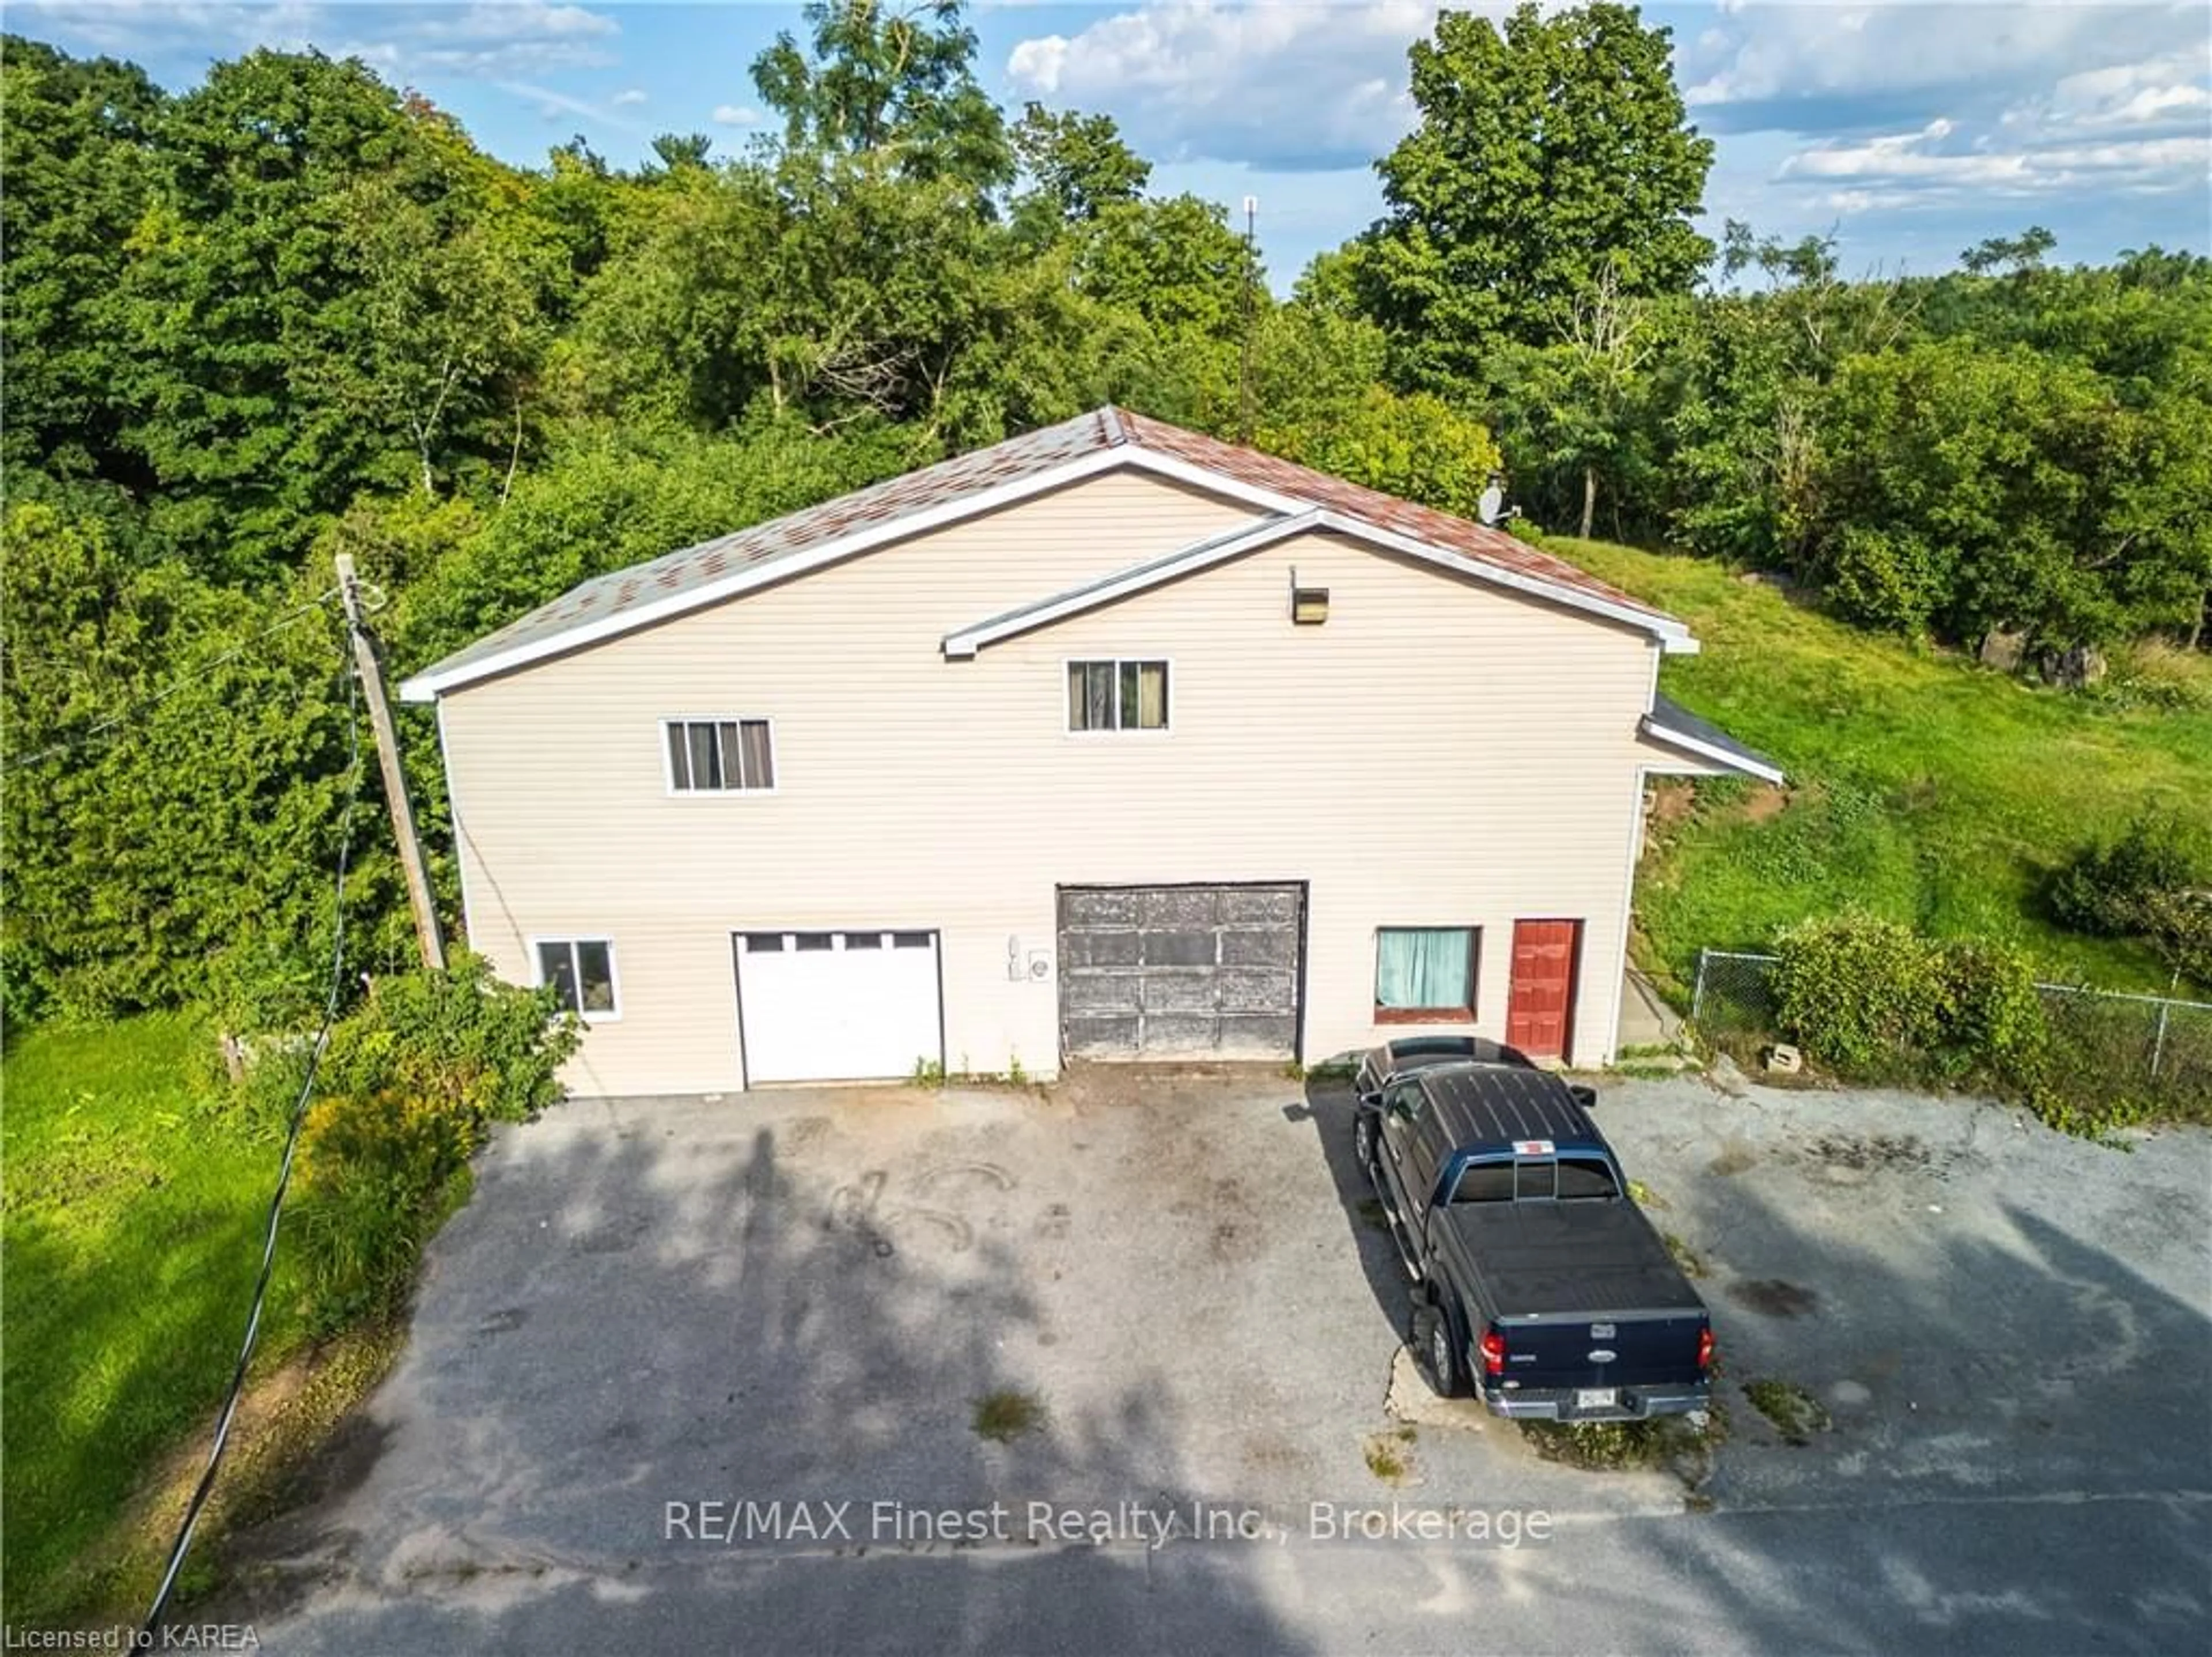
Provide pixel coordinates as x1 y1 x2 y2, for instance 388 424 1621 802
1505 919 1583 1062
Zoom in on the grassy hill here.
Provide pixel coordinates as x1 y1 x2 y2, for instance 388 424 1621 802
1553 538 2212 1004
2 1016 312 1621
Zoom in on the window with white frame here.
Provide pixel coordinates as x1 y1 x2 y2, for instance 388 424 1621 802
1374 926 1479 1019
1067 660 1169 732
537 938 619 1018
665 718 774 792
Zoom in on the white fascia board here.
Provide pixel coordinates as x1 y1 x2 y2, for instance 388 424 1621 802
944 502 1698 660
1117 447 1312 517
1112 448 1695 652
1637 717 1787 786
396 445 1137 702
942 513 1323 657
1299 510 1698 653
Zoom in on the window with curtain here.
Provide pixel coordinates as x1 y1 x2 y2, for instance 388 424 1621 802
1067 660 1169 731
1374 927 1478 1017
665 718 775 791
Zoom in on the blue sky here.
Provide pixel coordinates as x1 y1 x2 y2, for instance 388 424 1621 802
13 2 2210 289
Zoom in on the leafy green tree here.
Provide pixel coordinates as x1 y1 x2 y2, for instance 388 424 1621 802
394 417 911 667
1487 264 1668 539
1 503 407 1023
1805 340 2208 648
1961 225 2057 277
114 51 545 578
1721 218 1840 290
1262 387 1503 521
1359 2 1714 390
751 0 1011 192
0 37 166 485
1011 103 1149 228
647 131 715 173
1076 195 1251 339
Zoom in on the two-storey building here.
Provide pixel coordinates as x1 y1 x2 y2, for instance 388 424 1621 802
401 407 1779 1095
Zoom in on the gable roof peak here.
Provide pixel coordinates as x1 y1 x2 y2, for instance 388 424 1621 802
400 403 1690 701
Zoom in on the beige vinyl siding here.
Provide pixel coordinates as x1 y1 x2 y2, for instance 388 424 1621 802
438 466 1656 1094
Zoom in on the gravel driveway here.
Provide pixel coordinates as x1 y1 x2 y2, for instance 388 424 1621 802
234 1065 2211 1655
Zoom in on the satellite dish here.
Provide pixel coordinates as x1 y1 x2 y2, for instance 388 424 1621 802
1478 482 1505 526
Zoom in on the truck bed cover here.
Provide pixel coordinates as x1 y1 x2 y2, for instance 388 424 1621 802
1440 1200 1705 1319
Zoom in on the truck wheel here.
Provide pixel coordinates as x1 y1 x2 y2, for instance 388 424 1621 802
1411 1300 1465 1398
1354 1112 1377 1171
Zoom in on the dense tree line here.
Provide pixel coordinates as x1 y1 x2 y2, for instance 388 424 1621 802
4 3 2205 1027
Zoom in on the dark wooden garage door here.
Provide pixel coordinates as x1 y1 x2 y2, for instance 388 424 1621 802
1057 884 1303 1060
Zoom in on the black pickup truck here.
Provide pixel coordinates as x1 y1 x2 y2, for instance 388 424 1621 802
1354 1039 1713 1422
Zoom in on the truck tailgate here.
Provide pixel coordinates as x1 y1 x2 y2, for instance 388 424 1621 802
1496 1308 1708 1390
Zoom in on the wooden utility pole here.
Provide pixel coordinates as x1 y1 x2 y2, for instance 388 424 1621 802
335 553 447 970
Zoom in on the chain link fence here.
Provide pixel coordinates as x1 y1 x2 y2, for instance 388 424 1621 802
1689 948 2212 1116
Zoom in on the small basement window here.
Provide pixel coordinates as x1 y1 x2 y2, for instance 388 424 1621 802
1067 660 1168 732
666 718 775 792
537 938 618 1019
1374 927 1479 1021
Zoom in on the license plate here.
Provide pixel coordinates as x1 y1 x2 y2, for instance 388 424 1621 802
1575 1389 1618 1410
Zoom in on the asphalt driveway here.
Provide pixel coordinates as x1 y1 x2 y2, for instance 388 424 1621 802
236 1066 2211 1655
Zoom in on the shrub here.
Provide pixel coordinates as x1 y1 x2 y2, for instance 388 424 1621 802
1771 917 2054 1096
289 955 577 1330
1770 915 1945 1073
2141 890 2212 992
1933 939 2050 1092
2047 812 2208 937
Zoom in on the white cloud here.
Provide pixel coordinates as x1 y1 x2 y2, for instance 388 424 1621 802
12 1 621 80
1680 2 2206 132
1670 2 2211 237
711 104 762 127
1782 115 2209 200
612 86 648 108
6 0 324 56
1006 0 1445 171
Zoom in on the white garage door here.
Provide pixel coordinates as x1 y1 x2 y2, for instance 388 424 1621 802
734 930 942 1085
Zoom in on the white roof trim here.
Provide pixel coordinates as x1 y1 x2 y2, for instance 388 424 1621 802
944 513 1320 657
944 503 1696 659
402 436 1693 701
1299 509 1697 653
397 444 1134 701
1637 716 1787 786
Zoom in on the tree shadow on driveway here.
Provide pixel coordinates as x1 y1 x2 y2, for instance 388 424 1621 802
216 1096 1317 1656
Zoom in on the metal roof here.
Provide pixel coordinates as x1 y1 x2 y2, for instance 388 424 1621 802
401 407 1691 701
1641 693 1787 786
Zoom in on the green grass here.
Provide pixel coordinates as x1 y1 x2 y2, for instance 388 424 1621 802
1554 539 2212 1000
2 1013 309 1622
1743 1376 1833 1446
970 1388 1047 1444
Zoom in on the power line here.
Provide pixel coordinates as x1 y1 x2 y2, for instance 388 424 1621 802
2 586 342 772
139 661 365 1639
